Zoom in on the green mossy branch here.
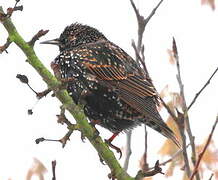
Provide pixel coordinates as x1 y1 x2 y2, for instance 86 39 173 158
0 6 134 180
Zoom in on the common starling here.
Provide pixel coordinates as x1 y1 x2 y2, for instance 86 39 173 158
41 23 180 149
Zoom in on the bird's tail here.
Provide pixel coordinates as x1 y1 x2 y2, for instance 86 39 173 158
144 113 181 148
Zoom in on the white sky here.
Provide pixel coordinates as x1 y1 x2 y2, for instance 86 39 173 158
0 0 218 180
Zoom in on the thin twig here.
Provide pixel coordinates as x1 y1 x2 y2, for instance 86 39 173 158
144 0 164 25
173 38 193 177
143 125 148 171
52 160 56 180
129 0 166 172
0 37 11 53
159 143 190 167
29 29 49 47
147 144 190 171
130 0 164 57
123 130 132 171
208 173 214 180
0 1 23 21
131 40 148 76
176 110 191 176
190 115 218 180
159 96 177 121
188 67 218 110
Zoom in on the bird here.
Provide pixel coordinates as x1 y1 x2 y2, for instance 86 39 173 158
41 23 180 154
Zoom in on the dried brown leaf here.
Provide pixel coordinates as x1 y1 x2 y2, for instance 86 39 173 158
26 158 47 180
158 117 181 154
196 140 218 167
170 92 183 109
158 117 183 177
167 49 176 65
165 161 176 177
201 0 216 10
160 85 170 98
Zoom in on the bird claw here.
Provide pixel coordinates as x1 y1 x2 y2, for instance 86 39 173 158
98 154 106 165
105 139 122 159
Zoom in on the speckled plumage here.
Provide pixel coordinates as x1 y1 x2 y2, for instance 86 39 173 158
46 23 179 146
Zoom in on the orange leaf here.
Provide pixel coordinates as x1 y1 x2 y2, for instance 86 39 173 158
158 117 181 155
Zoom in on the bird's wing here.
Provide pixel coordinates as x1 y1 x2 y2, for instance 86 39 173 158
64 41 180 147
69 41 159 111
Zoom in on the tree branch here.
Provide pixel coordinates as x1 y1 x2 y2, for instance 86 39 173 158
123 130 132 171
0 6 134 180
190 115 218 180
29 29 49 47
187 67 218 110
129 0 165 172
135 161 164 180
157 144 190 168
172 38 193 177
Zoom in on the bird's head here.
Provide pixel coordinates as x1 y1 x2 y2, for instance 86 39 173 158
41 23 107 51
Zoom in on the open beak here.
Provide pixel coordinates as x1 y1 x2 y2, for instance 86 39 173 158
40 38 60 45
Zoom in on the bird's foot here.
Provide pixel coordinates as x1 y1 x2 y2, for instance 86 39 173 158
105 140 122 159
105 133 122 159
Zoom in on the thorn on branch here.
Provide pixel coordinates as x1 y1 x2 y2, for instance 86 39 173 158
0 38 12 54
35 105 81 147
0 0 23 21
7 6 23 17
135 160 164 180
35 130 73 148
29 30 49 47
16 74 51 99
37 89 51 99
16 74 37 94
